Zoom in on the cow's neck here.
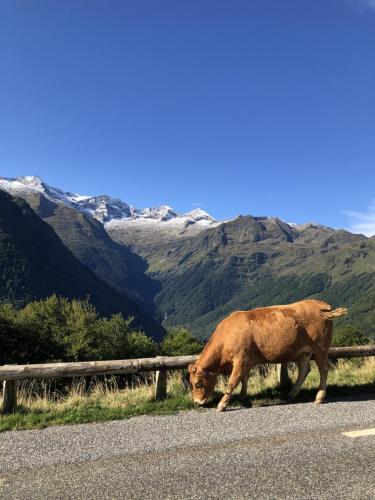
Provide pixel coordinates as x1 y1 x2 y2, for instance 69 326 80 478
198 341 221 373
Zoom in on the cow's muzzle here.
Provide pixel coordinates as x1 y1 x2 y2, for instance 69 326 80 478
194 398 207 406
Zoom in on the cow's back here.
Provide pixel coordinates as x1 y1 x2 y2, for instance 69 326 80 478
250 307 313 362
212 299 332 364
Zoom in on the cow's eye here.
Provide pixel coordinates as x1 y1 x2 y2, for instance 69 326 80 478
195 382 203 389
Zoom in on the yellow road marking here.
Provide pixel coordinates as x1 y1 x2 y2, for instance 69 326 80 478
342 428 375 438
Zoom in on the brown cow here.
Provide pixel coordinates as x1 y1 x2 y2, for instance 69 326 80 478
188 299 347 411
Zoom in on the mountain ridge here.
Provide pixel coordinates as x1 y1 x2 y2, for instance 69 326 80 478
0 176 219 227
1 176 354 243
2 175 375 340
0 189 165 340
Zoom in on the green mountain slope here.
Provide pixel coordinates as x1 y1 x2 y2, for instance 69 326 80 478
4 179 375 342
0 190 164 340
23 192 160 314
138 216 375 339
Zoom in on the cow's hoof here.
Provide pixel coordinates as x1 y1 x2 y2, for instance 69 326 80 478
216 404 227 412
314 398 325 405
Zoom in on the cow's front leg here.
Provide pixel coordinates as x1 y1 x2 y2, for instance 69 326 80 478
217 360 244 412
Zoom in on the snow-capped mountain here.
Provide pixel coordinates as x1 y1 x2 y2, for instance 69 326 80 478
0 175 70 203
0 175 220 232
105 204 220 249
2 175 341 252
68 195 141 223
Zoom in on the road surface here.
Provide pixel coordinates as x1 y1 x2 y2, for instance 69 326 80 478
1 396 375 499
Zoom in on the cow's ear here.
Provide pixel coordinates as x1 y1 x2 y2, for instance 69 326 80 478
203 368 215 377
188 363 197 374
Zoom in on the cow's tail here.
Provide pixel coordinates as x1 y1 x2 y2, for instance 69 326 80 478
322 307 348 320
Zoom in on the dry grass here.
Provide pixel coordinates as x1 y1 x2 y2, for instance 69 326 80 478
1 358 375 432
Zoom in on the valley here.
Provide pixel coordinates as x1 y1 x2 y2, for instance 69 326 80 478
1 175 375 340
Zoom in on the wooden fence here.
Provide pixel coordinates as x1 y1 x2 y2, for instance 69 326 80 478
1 345 375 414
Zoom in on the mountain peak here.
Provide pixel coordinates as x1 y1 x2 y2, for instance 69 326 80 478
0 175 45 193
19 175 43 185
0 176 218 227
183 208 215 222
142 205 178 221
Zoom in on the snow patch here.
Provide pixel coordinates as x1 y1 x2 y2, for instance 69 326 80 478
0 176 219 230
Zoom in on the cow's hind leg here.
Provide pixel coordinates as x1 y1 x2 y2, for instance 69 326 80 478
217 358 249 412
287 353 312 402
240 372 250 402
313 348 329 404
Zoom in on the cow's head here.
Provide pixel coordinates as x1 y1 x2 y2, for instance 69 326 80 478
188 363 217 405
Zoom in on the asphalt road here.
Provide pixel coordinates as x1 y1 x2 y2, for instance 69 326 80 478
1 396 375 499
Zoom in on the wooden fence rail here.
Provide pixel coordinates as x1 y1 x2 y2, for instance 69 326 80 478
1 345 375 414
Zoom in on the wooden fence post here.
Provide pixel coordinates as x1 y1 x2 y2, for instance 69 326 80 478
155 357 167 400
155 370 167 400
277 363 291 391
2 380 17 414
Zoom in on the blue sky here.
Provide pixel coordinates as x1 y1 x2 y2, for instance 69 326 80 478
1 0 374 232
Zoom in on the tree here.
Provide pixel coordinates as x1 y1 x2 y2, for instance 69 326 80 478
332 324 370 347
126 330 158 358
0 303 60 364
1 295 158 363
161 327 203 356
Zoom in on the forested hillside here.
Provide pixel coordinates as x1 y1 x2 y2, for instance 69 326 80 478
141 216 375 339
19 191 160 314
2 178 375 342
0 190 164 340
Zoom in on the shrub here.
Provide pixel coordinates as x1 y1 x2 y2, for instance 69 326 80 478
0 295 157 363
161 327 203 356
332 324 370 347
0 303 60 364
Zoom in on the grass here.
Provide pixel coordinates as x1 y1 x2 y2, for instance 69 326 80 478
1 358 375 432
